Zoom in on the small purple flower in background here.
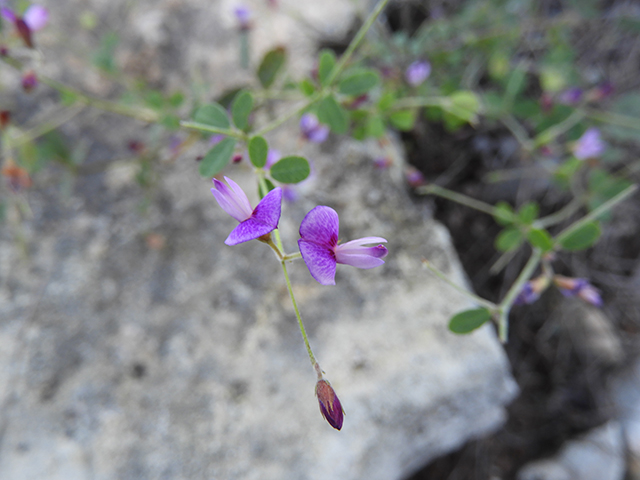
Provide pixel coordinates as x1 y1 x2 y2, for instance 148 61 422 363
211 176 282 246
298 206 388 285
405 167 425 187
573 127 605 160
21 70 37 92
209 134 224 146
299 113 329 143
405 60 431 87
554 275 603 307
1 4 48 48
514 276 549 305
588 81 614 102
265 149 281 169
373 157 392 170
233 5 251 31
316 379 344 430
557 87 583 105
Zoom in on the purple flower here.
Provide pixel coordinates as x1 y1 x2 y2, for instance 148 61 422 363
558 87 583 105
209 134 224 146
573 128 605 160
405 60 431 87
21 70 37 92
211 176 282 246
299 113 329 143
588 82 614 102
2 4 48 48
514 276 549 305
405 167 425 187
554 275 603 307
298 206 388 285
316 379 344 430
233 5 251 30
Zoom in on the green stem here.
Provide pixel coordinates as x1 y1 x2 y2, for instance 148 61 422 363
585 108 640 132
422 259 498 311
283 252 302 262
497 248 543 343
535 196 584 229
281 259 317 367
418 184 497 216
555 184 638 245
390 96 448 110
254 93 321 137
325 0 392 85
532 109 585 148
500 114 533 151
180 121 247 140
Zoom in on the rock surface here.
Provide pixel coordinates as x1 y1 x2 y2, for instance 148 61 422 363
0 0 518 478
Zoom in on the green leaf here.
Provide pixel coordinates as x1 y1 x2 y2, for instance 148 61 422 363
389 109 417 131
527 228 554 251
257 47 287 88
444 90 481 124
518 202 539 224
338 69 380 96
248 136 268 168
160 114 181 131
378 91 397 112
93 31 119 73
317 95 349 134
231 90 254 130
559 221 601 251
193 103 230 129
168 91 185 108
494 201 515 226
495 227 524 252
366 115 386 138
199 138 236 177
318 49 336 86
449 308 491 334
270 156 310 184
299 79 316 97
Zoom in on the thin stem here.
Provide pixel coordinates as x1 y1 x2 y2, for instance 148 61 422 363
325 0 392 85
283 252 302 262
281 259 317 367
532 109 585 148
422 259 498 311
497 248 543 343
418 184 497 216
254 94 321 137
500 114 533 151
180 121 246 140
555 183 638 244
13 106 85 148
535 196 584 228
585 108 640 132
390 96 448 110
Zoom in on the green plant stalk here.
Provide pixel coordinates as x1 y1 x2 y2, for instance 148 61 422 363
532 109 585 148
500 114 533 151
418 184 497 216
281 257 317 367
585 108 640 132
497 247 543 343
535 196 584 229
254 93 321 137
390 96 450 110
554 183 638 245
422 259 498 311
180 121 247 140
13 106 85 148
325 0 392 86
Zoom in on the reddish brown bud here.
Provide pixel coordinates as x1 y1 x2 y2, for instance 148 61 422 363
315 379 344 430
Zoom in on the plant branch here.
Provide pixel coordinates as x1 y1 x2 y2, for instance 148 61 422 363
418 184 497 216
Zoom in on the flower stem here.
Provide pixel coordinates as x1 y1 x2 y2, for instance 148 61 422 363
497 247 543 343
281 259 317 367
421 259 498 311
180 121 247 140
532 109 585 148
554 183 638 245
325 0 392 86
418 184 498 216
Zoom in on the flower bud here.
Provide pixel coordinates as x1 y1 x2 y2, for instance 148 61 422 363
315 379 344 430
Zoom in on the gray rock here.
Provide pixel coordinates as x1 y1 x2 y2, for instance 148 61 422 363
0 0 517 478
518 421 625 480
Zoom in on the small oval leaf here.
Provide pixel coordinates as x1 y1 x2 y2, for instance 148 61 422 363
231 91 254 130
248 136 268 168
388 109 416 131
518 202 539 224
199 138 237 177
559 221 601 251
270 156 310 184
257 47 287 88
338 69 380 96
527 228 554 251
449 308 491 334
494 201 516 226
193 103 230 129
317 95 349 134
495 227 524 252
318 49 336 86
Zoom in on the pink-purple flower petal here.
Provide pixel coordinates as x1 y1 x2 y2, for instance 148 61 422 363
298 240 337 285
299 206 339 249
211 176 253 222
250 186 282 231
23 4 48 31
1 7 16 22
